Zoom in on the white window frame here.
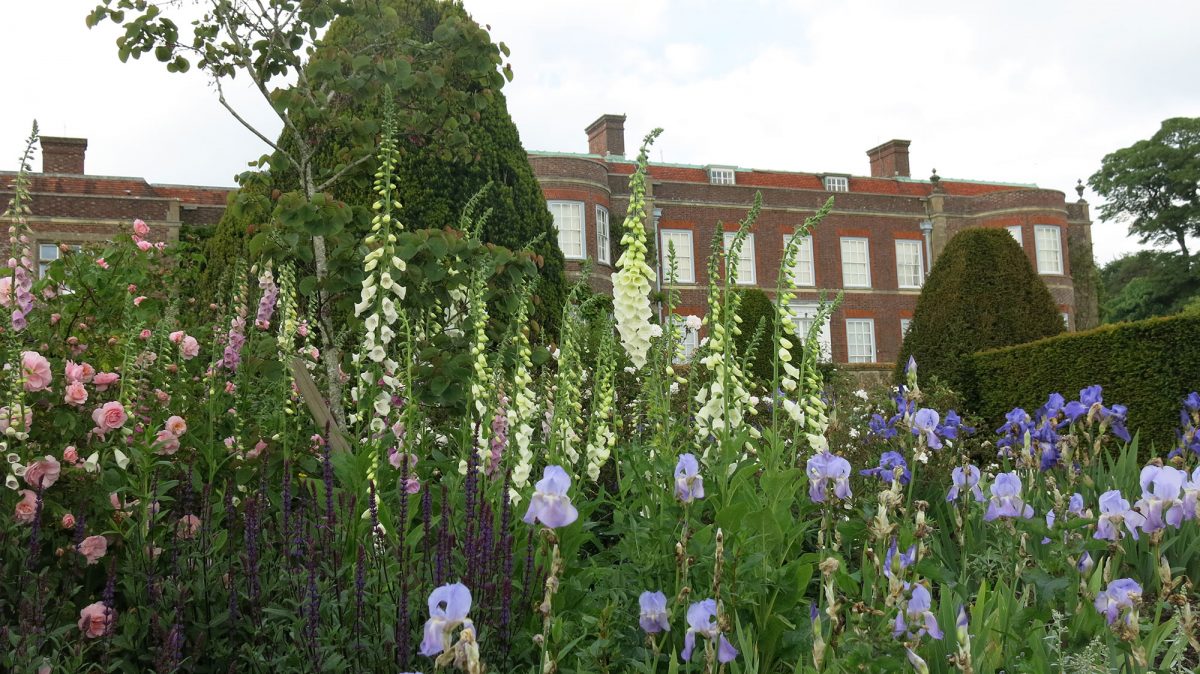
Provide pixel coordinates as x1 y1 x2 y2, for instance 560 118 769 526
708 167 736 185
900 318 911 339
595 205 611 265
845 318 876 363
548 200 586 260
1034 225 1063 275
790 302 832 363
723 232 756 285
38 242 81 278
824 176 849 192
672 315 700 363
1007 225 1023 248
659 229 695 284
1061 312 1070 330
895 239 923 289
840 237 872 289
784 233 815 287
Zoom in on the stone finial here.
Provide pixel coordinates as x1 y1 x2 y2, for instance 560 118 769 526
929 168 942 192
1075 179 1085 200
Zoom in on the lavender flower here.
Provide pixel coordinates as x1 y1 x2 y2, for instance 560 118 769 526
680 599 738 663
419 582 473 657
983 472 1033 521
937 410 974 439
869 413 898 440
911 408 942 449
674 454 705 503
1067 492 1086 517
1077 551 1094 575
1133 465 1186 533
861 451 910 485
1063 385 1104 424
995 408 1032 456
638 591 670 634
1094 578 1141 625
893 584 943 640
946 465 984 503
1183 467 1200 521
884 537 917 579
806 451 852 503
522 465 579 528
1094 490 1145 541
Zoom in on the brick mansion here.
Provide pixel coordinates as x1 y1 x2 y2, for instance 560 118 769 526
2 117 1099 367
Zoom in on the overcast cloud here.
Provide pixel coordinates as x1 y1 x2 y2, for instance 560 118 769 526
2 1 1198 263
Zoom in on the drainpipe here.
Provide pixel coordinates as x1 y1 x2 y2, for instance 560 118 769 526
653 207 664 324
919 219 934 278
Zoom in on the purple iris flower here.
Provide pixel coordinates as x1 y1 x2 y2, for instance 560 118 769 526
911 408 942 449
1039 393 1066 420
1094 578 1141 625
983 472 1034 521
522 465 579 529
639 591 670 634
680 599 738 664
884 537 917 579
1185 392 1200 414
1077 551 1094 575
1100 404 1131 443
892 584 943 641
1067 493 1086 517
1094 490 1145 541
946 465 984 503
869 413 898 440
1183 467 1200 521
1063 385 1107 425
1134 465 1186 533
937 410 974 439
1041 509 1056 544
995 408 1032 455
955 605 970 643
906 648 930 674
860 451 911 485
419 582 473 657
807 452 853 503
674 454 705 504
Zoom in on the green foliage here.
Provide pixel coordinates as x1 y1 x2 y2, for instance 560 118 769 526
733 288 775 393
198 172 274 299
1089 117 1200 268
897 228 1064 395
970 313 1200 450
1099 249 1200 323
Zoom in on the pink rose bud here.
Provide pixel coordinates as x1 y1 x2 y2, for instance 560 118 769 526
136 240 153 252
133 219 150 237
63 446 79 463
166 364 178 374
50 313 61 324
127 284 137 293
133 296 147 306
139 329 151 340
62 513 75 529
169 330 184 344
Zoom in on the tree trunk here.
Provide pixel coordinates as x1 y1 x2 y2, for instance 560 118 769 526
304 161 348 430
1176 232 1191 272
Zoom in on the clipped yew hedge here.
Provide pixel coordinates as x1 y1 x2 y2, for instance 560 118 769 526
969 314 1200 450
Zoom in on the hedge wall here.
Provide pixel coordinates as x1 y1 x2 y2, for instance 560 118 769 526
969 314 1200 451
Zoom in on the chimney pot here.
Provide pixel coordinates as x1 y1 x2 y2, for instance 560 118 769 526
585 114 627 157
866 139 911 178
40 136 88 174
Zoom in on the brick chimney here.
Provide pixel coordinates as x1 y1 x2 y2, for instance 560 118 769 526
866 139 911 178
585 114 626 157
41 137 88 174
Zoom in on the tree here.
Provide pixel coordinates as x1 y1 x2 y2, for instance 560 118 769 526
1099 250 1200 323
1089 117 1200 270
896 228 1064 396
88 0 510 419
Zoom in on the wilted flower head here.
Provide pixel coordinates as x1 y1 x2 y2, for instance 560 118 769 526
983 472 1033 521
638 591 670 634
680 599 737 664
1094 578 1141 625
674 453 704 503
806 451 852 503
946 464 984 503
419 582 473 657
522 465 579 528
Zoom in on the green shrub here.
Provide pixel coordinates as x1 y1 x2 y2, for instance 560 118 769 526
897 228 1063 394
733 288 776 393
969 314 1200 450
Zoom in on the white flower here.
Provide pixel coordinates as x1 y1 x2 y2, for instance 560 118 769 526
4 474 16 490
83 452 100 474
854 389 869 401
685 314 702 331
114 449 130 470
648 323 664 338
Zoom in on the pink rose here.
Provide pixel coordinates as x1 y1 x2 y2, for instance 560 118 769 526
246 439 267 460
136 240 152 252
51 313 61 325
139 329 151 340
180 335 200 360
91 401 128 433
14 490 38 524
92 372 119 392
165 415 187 436
78 601 115 638
62 513 75 529
127 284 137 293
63 446 78 463
78 535 107 564
153 429 179 455
38 664 51 674
133 296 147 306
79 363 96 383
21 351 52 392
64 361 84 383
154 389 170 404
133 219 150 237
224 381 235 394
176 514 201 540
24 456 61 490
168 330 184 344
64 382 88 406
95 258 109 270
0 277 11 307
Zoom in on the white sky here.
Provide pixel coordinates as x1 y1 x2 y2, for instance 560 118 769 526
2 1 1198 264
